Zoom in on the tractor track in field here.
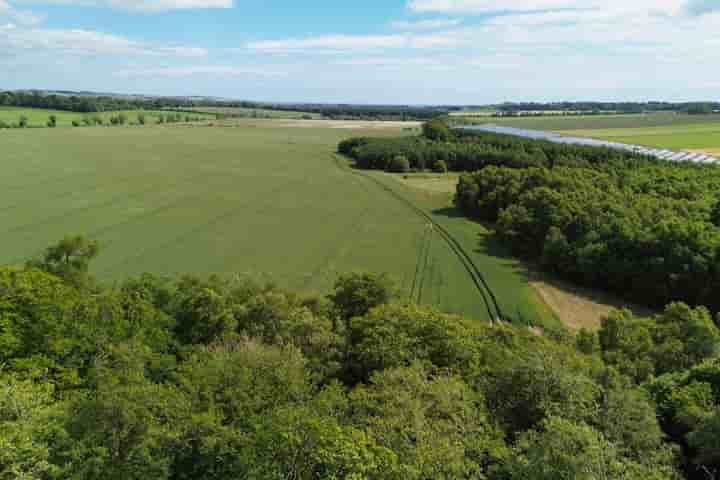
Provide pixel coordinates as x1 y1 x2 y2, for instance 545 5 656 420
409 224 431 303
332 154 504 323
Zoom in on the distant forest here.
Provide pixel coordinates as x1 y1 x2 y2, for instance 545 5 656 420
0 91 454 120
4 90 715 119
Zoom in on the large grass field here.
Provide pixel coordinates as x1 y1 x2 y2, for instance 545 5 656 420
0 106 212 127
0 120 555 326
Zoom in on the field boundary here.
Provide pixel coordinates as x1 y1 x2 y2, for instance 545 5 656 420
332 154 504 323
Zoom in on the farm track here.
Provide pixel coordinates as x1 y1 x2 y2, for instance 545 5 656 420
332 154 504 323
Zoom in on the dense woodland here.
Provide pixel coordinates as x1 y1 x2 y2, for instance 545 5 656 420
340 120 720 313
3 235 720 479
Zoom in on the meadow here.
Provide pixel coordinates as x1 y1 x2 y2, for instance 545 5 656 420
0 120 555 326
0 106 213 127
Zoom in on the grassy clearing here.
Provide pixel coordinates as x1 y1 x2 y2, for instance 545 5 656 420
0 106 212 127
384 172 460 195
0 120 555 325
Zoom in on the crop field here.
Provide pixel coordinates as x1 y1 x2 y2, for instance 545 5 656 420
454 112 720 153
455 112 720 130
0 120 555 326
189 106 322 119
558 123 720 151
0 106 213 127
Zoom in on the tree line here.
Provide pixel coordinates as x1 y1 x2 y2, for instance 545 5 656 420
0 112 206 129
3 235 720 479
1 91 457 120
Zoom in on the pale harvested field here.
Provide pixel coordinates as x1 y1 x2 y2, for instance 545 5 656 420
691 148 720 156
530 274 654 331
271 119 422 129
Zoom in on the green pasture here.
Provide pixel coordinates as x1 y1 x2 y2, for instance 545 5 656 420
0 120 553 325
0 106 212 127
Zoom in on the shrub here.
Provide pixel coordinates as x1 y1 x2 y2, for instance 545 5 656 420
433 160 448 173
388 155 410 173
71 120 80 127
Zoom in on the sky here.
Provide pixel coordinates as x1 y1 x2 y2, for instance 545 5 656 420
1 0 719 104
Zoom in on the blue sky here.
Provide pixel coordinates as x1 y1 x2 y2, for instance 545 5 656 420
1 0 718 103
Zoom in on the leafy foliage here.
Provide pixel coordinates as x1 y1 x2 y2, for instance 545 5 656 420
2 237 717 478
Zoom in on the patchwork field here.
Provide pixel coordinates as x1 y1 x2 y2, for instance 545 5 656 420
0 106 212 127
1 120 556 326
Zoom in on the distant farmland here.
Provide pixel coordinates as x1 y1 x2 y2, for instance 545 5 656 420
189 106 322 119
0 120 555 326
0 106 213 127
454 112 720 153
558 123 720 152
455 112 720 130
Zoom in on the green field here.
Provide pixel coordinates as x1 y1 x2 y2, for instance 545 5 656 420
190 106 322 119
559 123 720 150
0 121 554 326
454 112 720 152
0 106 212 127
455 112 720 130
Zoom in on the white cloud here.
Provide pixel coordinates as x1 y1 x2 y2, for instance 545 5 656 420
104 0 231 12
407 0 688 15
0 0 46 25
390 18 462 30
9 9 44 24
0 24 207 56
114 65 285 78
12 0 232 12
247 34 409 52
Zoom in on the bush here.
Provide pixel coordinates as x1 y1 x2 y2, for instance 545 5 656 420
433 160 448 173
387 155 410 173
71 120 80 127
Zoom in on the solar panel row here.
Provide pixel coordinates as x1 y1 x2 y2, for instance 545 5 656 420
462 125 718 165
